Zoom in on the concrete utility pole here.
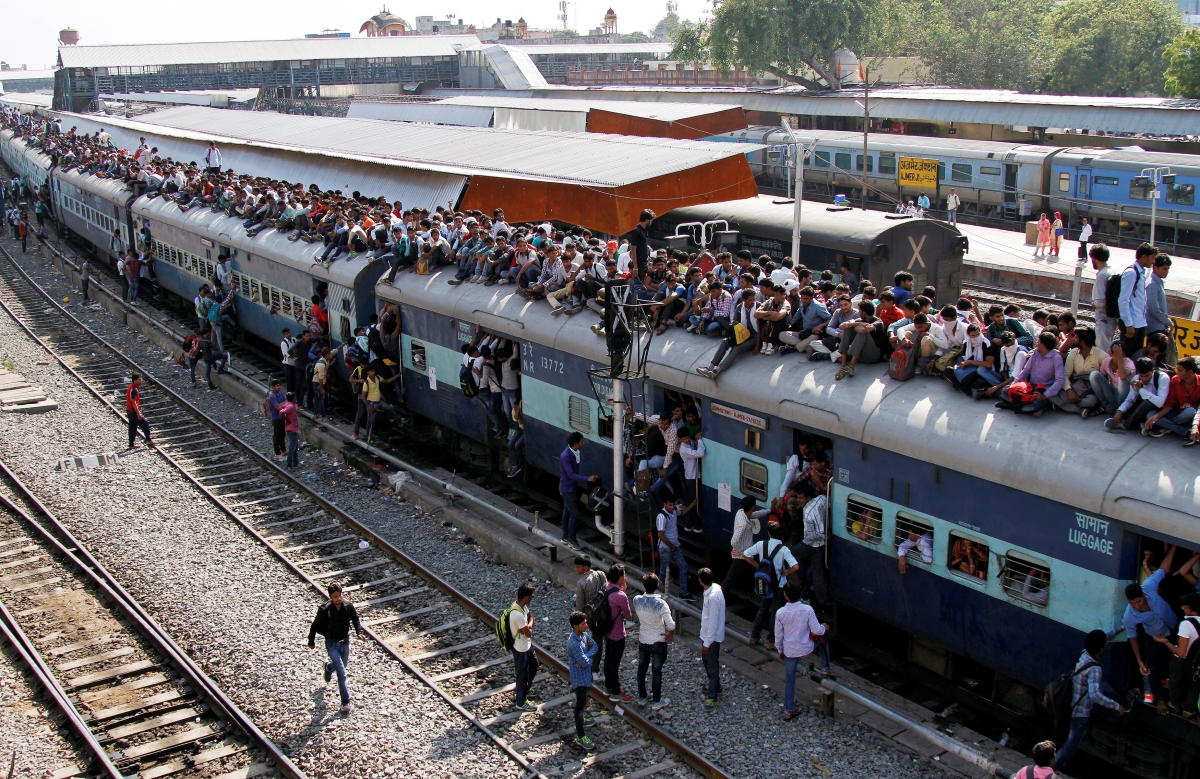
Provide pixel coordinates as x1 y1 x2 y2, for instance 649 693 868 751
862 66 869 210
781 118 803 263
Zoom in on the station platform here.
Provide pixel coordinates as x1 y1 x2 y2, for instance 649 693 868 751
956 221 1200 319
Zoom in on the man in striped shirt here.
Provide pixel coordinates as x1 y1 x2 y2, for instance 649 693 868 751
1055 630 1126 772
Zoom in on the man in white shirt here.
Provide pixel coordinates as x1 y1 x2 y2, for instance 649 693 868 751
677 429 705 534
738 522 799 650
697 568 725 711
898 530 934 573
776 583 828 720
631 573 675 710
724 496 769 591
280 328 298 394
945 189 960 225
508 583 540 712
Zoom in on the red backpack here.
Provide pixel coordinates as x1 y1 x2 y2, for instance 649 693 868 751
888 346 915 381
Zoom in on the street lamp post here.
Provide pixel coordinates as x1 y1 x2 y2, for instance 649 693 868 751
1132 166 1174 245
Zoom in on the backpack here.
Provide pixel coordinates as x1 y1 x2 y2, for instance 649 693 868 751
1021 769 1056 779
587 586 616 638
459 363 479 398
1105 265 1139 319
1043 660 1097 729
888 345 916 381
495 604 520 651
753 540 784 599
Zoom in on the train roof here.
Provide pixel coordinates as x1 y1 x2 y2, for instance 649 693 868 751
375 274 1199 544
656 195 963 255
55 166 136 202
1052 147 1200 172
728 126 1050 156
134 196 378 290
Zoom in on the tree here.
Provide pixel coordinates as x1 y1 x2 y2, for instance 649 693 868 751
670 0 897 90
620 31 653 43
911 0 1054 91
1164 28 1200 98
1046 0 1183 96
552 29 579 38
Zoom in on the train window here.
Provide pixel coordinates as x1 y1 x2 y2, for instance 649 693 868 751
241 276 250 296
878 153 896 175
846 496 883 544
814 151 830 168
980 166 1001 176
1167 183 1195 206
250 281 261 304
270 288 281 311
745 428 762 451
948 532 989 581
951 164 973 183
894 513 934 564
937 162 946 181
834 152 852 171
410 341 427 371
1057 172 1071 192
740 459 768 501
1001 552 1050 606
1130 179 1154 200
1078 175 1088 195
568 396 592 434
1095 176 1119 186
855 155 873 173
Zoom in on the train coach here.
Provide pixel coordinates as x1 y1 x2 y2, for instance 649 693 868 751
716 127 1200 252
377 266 1199 777
652 195 966 303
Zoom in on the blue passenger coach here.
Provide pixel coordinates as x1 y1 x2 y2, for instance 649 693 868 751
376 266 1196 773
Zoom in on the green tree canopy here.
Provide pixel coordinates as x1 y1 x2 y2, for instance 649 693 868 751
1046 0 1183 96
1164 28 1200 98
670 0 899 89
620 31 653 43
911 0 1053 91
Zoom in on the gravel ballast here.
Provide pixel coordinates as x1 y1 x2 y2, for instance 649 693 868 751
0 228 948 778
0 643 86 779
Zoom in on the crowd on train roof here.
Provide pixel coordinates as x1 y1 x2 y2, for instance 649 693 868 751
4 108 1198 445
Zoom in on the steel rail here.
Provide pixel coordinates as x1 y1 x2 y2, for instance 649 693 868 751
0 241 732 778
0 596 124 779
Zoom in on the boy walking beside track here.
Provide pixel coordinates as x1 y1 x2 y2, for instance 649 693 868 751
566 612 599 752
307 582 364 714
125 372 153 450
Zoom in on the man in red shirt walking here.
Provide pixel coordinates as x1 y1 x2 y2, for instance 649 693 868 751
126 373 154 449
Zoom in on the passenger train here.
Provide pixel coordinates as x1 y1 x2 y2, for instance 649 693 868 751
4 126 1199 778
717 126 1200 250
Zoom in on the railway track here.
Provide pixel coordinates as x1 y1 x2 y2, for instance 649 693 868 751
0 243 726 779
0 460 304 779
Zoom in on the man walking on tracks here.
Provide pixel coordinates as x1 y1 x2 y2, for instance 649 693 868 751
125 372 153 450
307 582 364 714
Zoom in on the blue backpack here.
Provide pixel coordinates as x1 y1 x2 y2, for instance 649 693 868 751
753 540 784 599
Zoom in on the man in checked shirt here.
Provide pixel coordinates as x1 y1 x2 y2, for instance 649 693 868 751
1055 630 1127 772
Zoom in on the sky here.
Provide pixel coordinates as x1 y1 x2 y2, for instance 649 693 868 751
0 0 709 71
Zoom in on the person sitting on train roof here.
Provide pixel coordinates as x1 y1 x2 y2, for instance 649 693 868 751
1132 331 1172 372
1048 327 1105 417
986 305 1034 349
876 291 905 328
891 314 939 371
753 284 791 356
993 331 1064 417
835 300 889 381
687 279 729 336
1144 357 1200 442
695 289 758 380
778 285 831 357
890 271 914 306
947 324 994 396
1025 309 1049 339
1105 357 1171 433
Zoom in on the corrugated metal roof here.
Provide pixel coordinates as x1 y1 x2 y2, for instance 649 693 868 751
100 89 260 106
507 42 673 56
0 69 58 82
58 35 481 69
514 86 1200 137
54 105 760 188
42 111 468 210
494 106 586 132
346 101 495 126
0 93 54 108
478 46 549 90
437 95 737 121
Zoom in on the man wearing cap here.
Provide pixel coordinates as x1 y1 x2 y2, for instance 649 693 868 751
779 286 832 356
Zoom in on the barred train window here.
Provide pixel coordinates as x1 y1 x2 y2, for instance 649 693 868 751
846 496 882 544
948 532 989 581
894 513 934 562
1002 552 1050 606
740 459 768 501
568 396 591 434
